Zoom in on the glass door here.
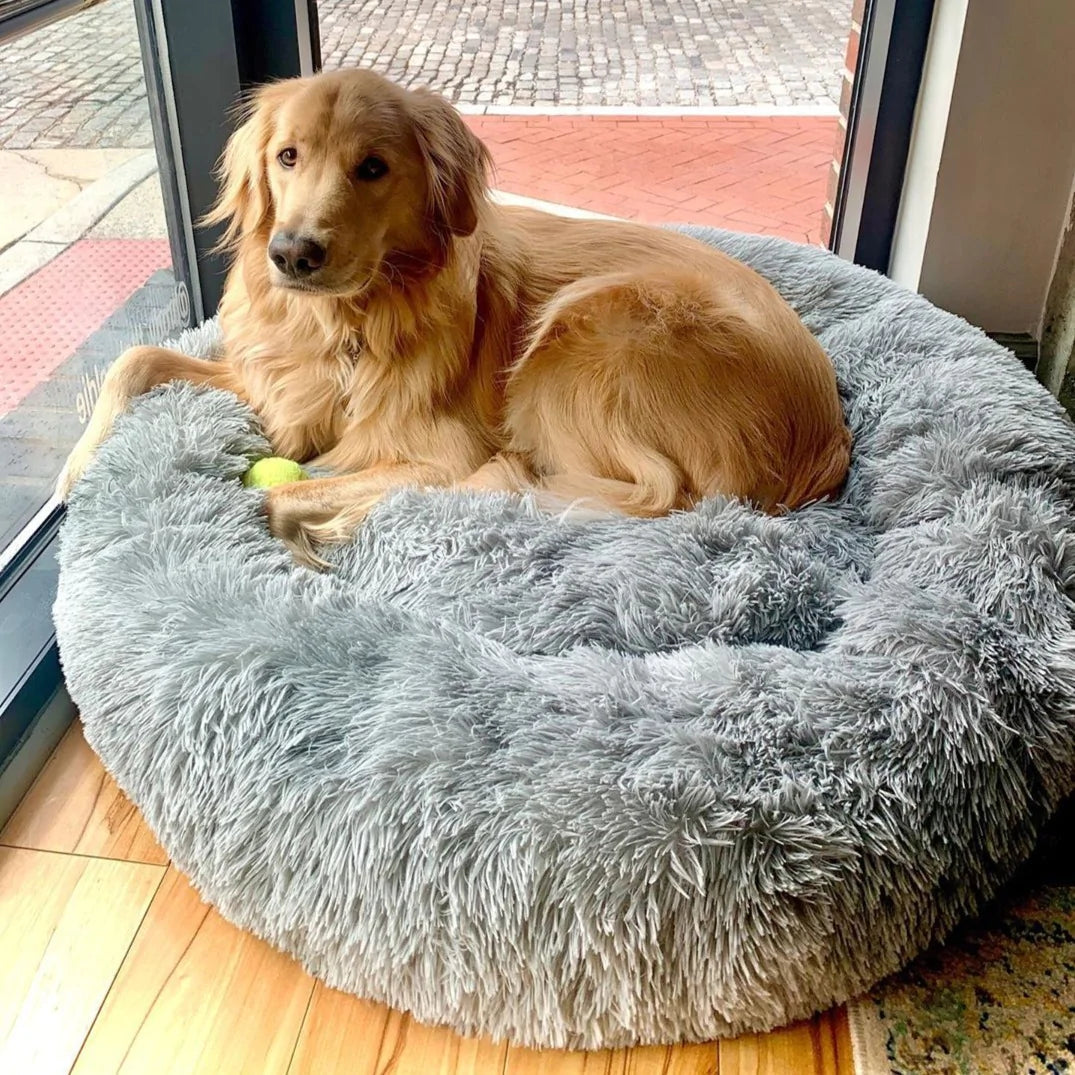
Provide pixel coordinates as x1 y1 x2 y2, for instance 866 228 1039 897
310 0 933 254
0 0 316 809
0 0 186 558
0 0 933 803
0 0 196 796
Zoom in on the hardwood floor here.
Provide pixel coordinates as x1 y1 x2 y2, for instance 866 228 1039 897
0 722 856 1075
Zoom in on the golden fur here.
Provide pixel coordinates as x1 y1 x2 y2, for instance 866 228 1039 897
59 68 851 567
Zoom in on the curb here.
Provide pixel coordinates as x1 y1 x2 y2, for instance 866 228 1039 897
491 189 618 221
456 104 841 118
0 151 158 297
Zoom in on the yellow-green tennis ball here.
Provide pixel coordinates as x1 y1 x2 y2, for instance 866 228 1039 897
242 457 308 489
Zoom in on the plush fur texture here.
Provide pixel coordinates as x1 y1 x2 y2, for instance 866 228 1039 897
54 229 1075 1049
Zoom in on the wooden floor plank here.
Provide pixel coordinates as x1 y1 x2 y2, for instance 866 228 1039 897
72 867 315 1075
0 722 168 865
625 1042 720 1074
505 1038 719 1075
0 846 164 1075
504 1044 626 1074
0 726 855 1075
718 1011 851 1075
287 985 392 1074
374 1008 510 1075
827 1009 856 1075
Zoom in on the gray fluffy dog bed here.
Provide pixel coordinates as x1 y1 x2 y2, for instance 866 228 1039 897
54 227 1075 1049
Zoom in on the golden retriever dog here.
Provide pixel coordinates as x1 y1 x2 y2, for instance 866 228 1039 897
58 68 851 566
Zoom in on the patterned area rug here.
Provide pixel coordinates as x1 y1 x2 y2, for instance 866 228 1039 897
849 802 1075 1075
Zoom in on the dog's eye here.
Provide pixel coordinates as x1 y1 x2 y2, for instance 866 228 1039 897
355 155 388 181
277 147 298 168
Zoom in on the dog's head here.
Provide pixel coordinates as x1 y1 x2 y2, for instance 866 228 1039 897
206 69 491 295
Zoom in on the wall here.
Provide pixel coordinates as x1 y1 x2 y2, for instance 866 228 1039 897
891 0 1075 335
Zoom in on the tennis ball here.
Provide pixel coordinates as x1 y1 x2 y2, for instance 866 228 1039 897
242 456 308 489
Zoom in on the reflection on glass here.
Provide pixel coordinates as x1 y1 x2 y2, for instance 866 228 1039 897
0 0 187 553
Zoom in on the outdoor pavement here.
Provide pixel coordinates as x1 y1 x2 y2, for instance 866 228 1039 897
0 0 847 255
0 1 151 151
469 114 833 241
0 0 851 548
0 147 145 248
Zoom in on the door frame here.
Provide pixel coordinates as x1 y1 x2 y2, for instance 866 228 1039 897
830 0 937 271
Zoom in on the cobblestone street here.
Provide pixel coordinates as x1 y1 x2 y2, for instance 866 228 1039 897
0 2 151 150
318 0 849 108
0 0 849 151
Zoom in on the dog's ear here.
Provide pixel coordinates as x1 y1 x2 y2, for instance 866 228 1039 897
409 89 491 238
203 83 286 249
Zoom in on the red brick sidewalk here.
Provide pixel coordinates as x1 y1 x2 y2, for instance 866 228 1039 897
466 114 838 243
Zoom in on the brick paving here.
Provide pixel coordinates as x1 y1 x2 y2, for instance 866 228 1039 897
0 236 171 415
0 0 849 152
469 114 835 242
0 263 178 550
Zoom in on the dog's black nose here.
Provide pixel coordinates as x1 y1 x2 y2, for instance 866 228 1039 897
268 232 326 278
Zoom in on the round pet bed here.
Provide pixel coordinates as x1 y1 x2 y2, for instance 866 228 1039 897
54 228 1075 1049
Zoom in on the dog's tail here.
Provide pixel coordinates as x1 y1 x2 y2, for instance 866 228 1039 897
460 450 688 519
537 454 687 518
